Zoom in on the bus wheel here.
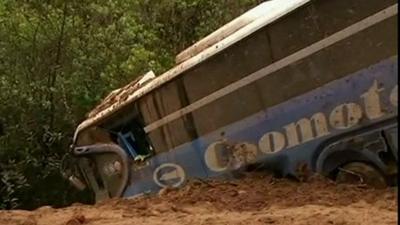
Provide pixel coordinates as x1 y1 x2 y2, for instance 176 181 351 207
336 162 387 188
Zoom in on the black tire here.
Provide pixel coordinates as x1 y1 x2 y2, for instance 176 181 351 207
336 162 387 188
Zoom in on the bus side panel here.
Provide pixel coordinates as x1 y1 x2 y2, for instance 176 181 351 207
255 16 397 121
181 0 397 139
123 56 397 197
197 56 398 177
122 0 397 197
183 14 397 161
136 0 396 162
123 139 210 197
268 0 396 60
139 80 197 153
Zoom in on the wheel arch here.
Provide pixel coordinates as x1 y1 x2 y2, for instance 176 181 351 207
312 118 397 176
315 148 387 177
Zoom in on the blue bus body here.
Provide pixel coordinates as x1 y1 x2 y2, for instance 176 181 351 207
64 0 398 201
122 56 398 197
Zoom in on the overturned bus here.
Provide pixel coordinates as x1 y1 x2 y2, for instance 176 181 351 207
62 0 398 202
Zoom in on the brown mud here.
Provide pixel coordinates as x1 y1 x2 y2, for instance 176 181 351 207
0 173 397 225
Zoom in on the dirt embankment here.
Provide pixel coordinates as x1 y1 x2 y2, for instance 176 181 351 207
0 173 397 225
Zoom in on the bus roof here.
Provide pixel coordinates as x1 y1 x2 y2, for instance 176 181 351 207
73 0 310 142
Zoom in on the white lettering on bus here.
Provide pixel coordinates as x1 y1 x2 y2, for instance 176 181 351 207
283 113 329 148
259 131 286 153
390 85 398 107
361 80 385 119
257 80 396 154
329 103 363 129
205 80 398 170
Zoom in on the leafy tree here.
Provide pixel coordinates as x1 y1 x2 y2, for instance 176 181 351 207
0 0 260 209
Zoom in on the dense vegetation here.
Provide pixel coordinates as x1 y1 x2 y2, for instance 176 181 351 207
0 0 261 209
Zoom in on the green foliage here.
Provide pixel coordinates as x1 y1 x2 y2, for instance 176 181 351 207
0 0 260 209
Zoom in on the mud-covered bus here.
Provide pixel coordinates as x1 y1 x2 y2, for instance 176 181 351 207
62 0 398 202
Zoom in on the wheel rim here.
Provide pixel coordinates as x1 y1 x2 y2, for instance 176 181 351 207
336 162 387 188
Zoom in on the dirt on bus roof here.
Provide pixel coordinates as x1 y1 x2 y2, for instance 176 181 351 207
0 173 397 225
86 75 145 119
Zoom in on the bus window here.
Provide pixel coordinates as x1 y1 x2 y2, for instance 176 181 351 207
116 121 153 162
117 132 139 158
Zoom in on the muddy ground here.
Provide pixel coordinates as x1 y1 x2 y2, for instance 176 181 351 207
0 173 397 225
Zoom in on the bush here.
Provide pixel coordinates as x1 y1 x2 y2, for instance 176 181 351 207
0 0 260 209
